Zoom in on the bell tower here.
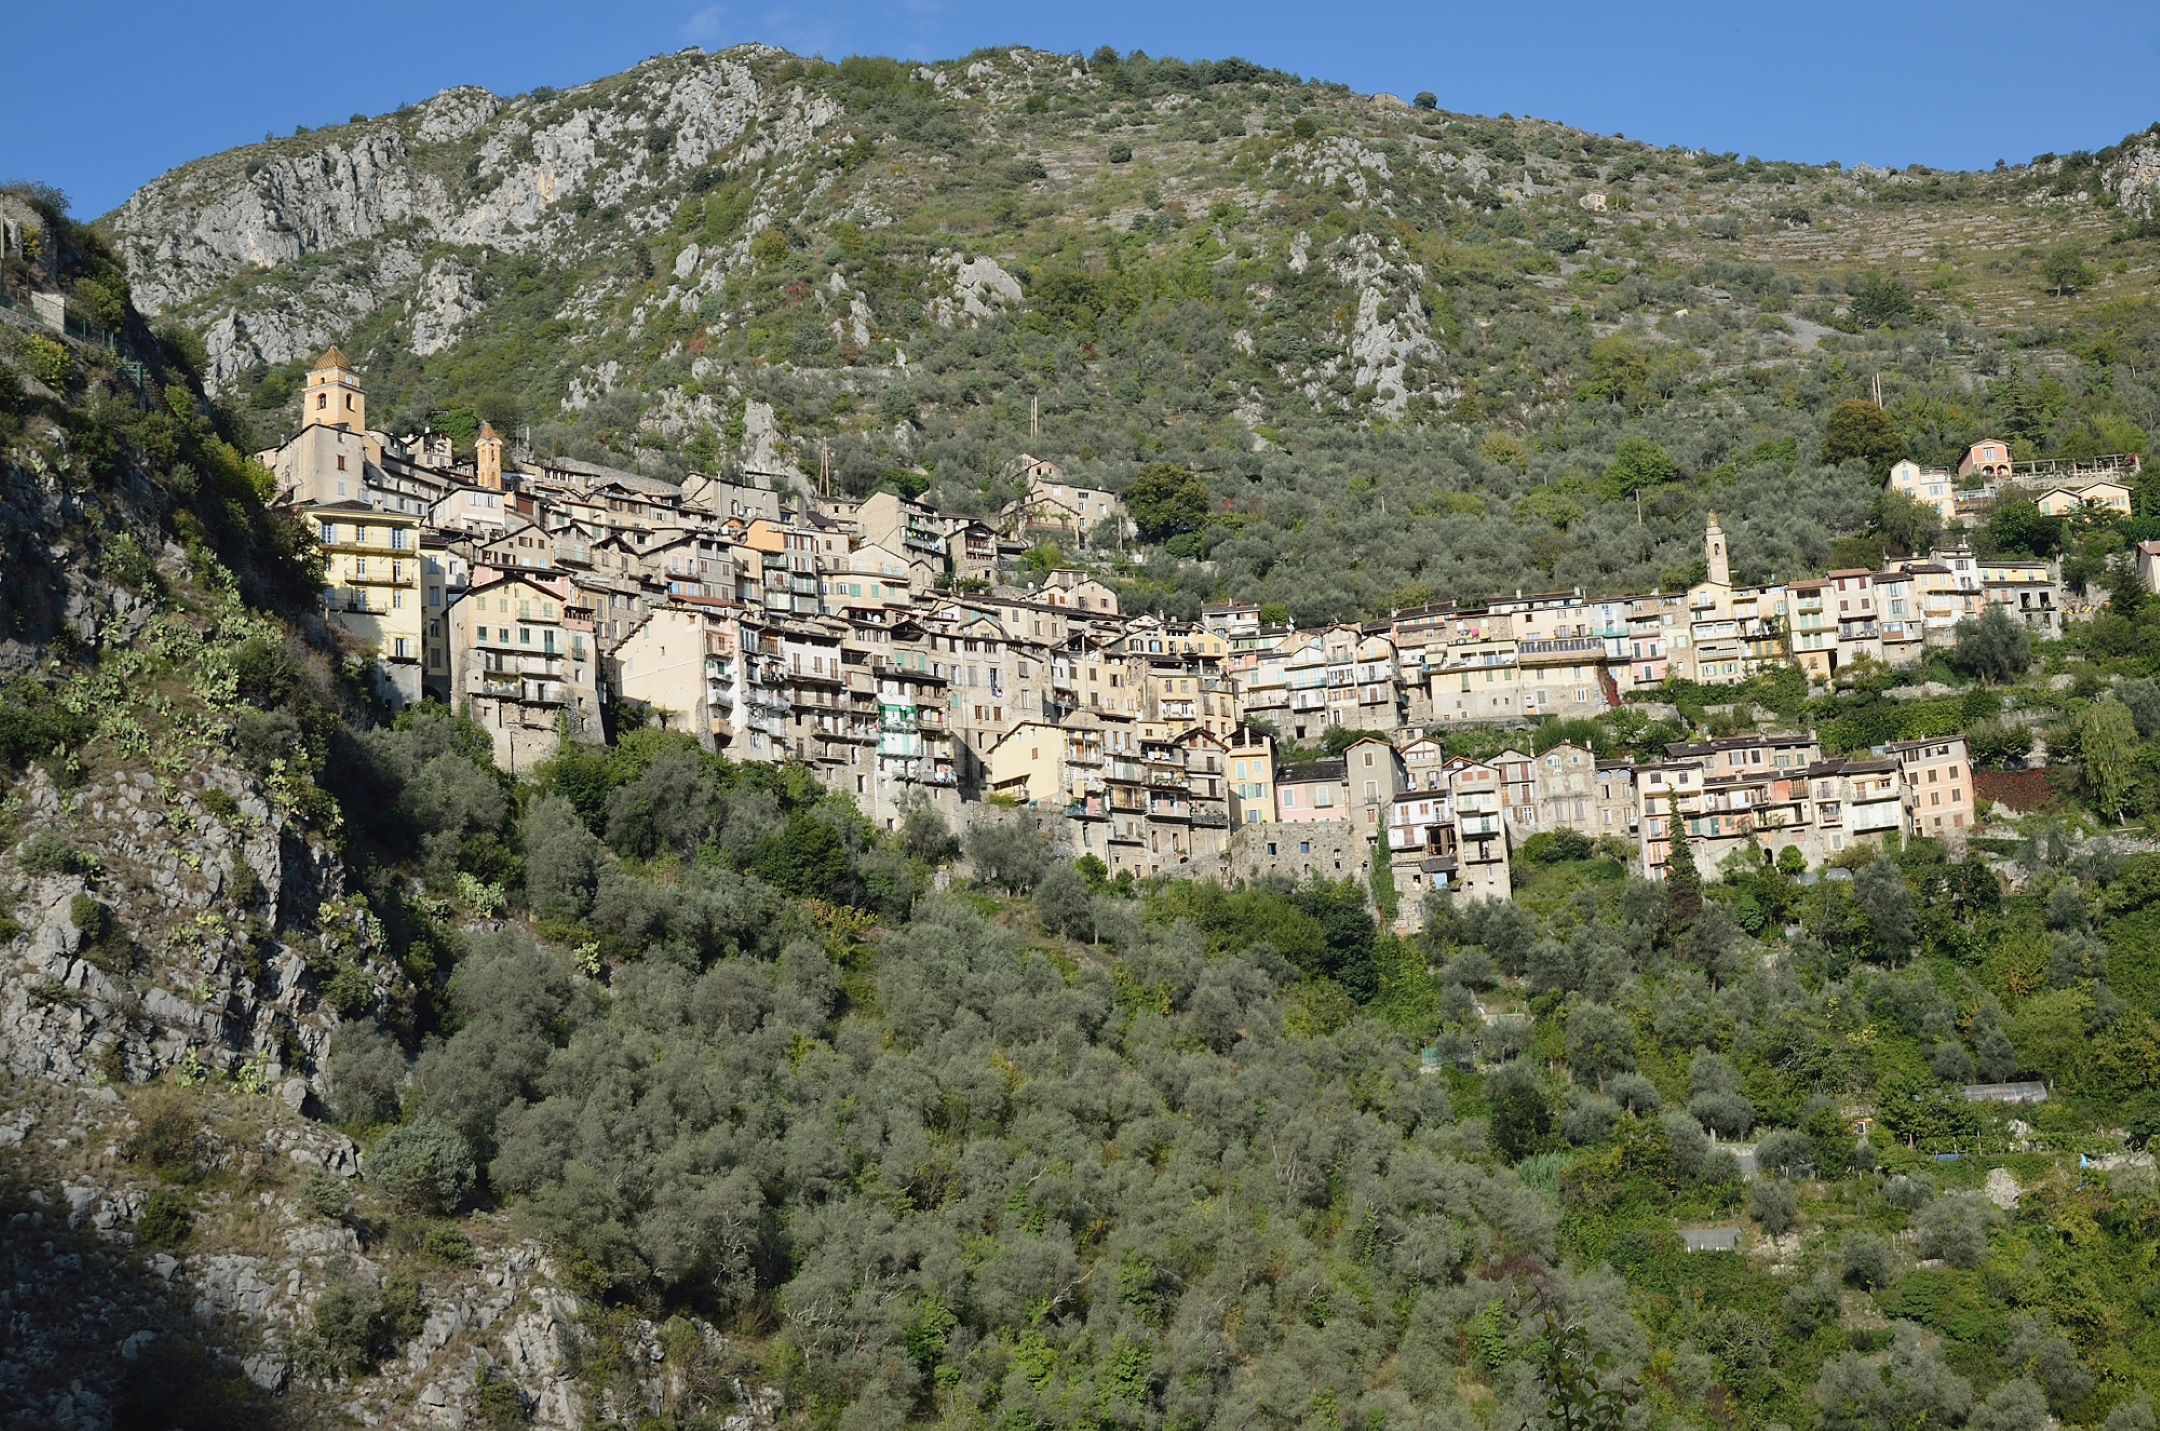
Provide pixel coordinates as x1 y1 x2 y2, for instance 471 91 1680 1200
303 347 364 434
476 421 504 491
1705 512 1731 588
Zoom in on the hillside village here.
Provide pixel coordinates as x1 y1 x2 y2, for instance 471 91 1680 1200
11 51 2160 1431
249 347 2134 923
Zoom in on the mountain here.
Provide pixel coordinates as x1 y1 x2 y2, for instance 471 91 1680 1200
99 47 2160 618
19 71 2160 1422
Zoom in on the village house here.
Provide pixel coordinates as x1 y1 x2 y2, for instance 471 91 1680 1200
303 499 424 707
445 571 604 772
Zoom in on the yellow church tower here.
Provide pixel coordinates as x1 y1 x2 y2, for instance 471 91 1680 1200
303 347 366 434
476 420 504 491
1705 512 1731 588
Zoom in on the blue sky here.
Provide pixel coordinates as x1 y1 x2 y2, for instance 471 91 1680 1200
4 1 2156 217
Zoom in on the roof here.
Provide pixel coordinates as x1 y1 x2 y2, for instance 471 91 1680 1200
478 420 500 439
1962 1081 2048 1103
1882 736 1967 754
1278 759 1347 782
1680 1227 1741 1252
315 345 352 370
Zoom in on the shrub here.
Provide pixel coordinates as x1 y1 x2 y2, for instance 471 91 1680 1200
1784 1274 1843 1336
1752 1128 1813 1176
1841 1230 1893 1288
326 1022 407 1127
1607 1071 1661 1114
322 963 375 1017
299 1170 355 1223
293 1269 424 1379
1913 1193 1992 1269
470 1368 529 1428
366 1119 477 1214
1748 1178 1797 1236
135 1187 196 1248
420 1224 478 1267
124 1089 205 1178
23 334 71 389
1108 142 1133 164
964 816 1051 894
18 831 82 878
69 893 109 947
231 634 302 709
1883 1174 1934 1211
0 680 94 767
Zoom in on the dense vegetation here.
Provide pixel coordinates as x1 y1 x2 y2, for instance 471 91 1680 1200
123 49 2160 622
191 623 2133 1429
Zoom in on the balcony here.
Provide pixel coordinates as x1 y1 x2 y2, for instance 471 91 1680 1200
1519 636 1604 659
464 672 564 705
476 651 564 678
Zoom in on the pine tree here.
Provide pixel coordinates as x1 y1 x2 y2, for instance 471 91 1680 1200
1663 794 1702 937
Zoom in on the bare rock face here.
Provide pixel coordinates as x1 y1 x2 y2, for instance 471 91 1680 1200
929 251 1023 328
113 130 446 318
1286 233 1451 418
409 258 486 356
412 87 502 145
0 760 377 1102
2105 133 2160 222
105 49 831 394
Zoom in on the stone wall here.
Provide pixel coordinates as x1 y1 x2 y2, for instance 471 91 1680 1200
1187 820 1371 887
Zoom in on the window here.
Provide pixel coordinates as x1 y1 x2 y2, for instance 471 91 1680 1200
318 520 338 544
316 393 327 410
336 455 347 472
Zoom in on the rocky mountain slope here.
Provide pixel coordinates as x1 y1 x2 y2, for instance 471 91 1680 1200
1 189 769 1429
102 48 2160 616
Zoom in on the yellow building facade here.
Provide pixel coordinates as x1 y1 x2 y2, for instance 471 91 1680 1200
302 499 424 707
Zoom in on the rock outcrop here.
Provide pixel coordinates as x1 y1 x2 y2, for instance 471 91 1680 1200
2104 131 2160 222
106 48 837 393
